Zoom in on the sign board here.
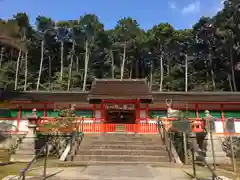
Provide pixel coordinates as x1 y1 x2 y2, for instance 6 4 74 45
105 103 135 110
225 118 235 133
172 120 191 133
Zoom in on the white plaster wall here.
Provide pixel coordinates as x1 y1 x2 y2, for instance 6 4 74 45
140 110 146 123
18 120 28 131
215 121 240 133
94 110 101 123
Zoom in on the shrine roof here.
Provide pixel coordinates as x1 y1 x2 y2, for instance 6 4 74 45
88 79 153 100
2 87 240 103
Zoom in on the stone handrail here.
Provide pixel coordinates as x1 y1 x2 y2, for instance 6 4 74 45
157 121 183 165
60 132 84 161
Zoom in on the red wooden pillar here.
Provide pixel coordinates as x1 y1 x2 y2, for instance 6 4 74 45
136 100 140 123
146 104 149 123
93 104 96 123
221 104 225 133
135 100 140 133
100 101 105 132
16 106 21 132
101 102 105 123
43 103 47 117
195 104 199 119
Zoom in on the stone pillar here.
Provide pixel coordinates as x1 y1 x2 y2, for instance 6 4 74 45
10 108 39 162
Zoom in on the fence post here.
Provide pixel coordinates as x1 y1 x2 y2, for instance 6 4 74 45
43 143 48 177
191 147 196 178
22 173 25 180
183 132 188 164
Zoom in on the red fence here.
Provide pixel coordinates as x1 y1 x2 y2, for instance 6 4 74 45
80 123 158 133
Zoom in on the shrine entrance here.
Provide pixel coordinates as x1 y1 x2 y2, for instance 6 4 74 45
104 102 136 124
105 109 135 124
88 79 154 131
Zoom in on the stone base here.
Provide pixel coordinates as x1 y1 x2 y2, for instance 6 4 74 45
10 133 37 162
205 133 231 165
10 154 35 162
205 156 230 165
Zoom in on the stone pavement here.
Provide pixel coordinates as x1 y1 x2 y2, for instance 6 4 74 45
2 165 233 180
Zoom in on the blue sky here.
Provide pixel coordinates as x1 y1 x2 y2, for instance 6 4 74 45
0 0 223 30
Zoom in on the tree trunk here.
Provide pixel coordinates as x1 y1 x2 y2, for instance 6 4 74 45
227 74 233 91
14 50 22 90
20 54 24 68
120 42 126 80
159 53 164 91
230 46 237 91
24 51 28 91
10 49 13 61
60 41 64 80
167 56 170 76
110 50 114 79
76 56 79 72
48 56 52 89
185 54 188 92
82 40 89 91
36 40 44 91
149 63 153 91
209 52 216 90
68 43 75 91
204 57 209 90
0 47 4 68
129 59 134 79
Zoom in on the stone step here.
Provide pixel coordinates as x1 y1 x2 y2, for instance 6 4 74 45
58 161 178 167
205 157 231 164
80 144 165 150
74 154 169 162
206 152 228 157
13 150 36 155
17 144 36 151
77 149 168 156
81 140 162 146
83 134 161 139
10 154 35 162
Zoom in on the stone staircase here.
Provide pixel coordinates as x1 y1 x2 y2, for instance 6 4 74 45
72 133 176 166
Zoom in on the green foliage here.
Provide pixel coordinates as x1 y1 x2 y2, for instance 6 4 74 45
38 108 78 157
0 1 240 91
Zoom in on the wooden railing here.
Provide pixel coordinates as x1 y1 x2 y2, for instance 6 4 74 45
80 123 158 133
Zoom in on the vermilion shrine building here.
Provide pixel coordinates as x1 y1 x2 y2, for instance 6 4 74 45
1 79 240 133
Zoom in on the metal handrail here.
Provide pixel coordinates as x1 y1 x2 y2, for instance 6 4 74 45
19 142 49 180
68 131 84 161
190 143 223 180
157 121 175 162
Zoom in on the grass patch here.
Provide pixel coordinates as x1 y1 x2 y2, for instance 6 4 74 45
0 149 11 162
0 157 59 179
0 162 34 179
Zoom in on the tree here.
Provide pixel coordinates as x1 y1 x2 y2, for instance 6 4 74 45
0 1 240 92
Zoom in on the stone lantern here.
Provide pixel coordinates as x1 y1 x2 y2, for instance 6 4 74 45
26 108 39 138
11 108 42 162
